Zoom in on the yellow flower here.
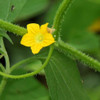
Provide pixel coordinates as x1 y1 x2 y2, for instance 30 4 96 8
20 23 55 54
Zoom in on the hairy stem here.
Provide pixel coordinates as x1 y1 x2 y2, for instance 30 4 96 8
53 0 73 40
0 63 5 72
0 19 27 36
55 40 100 71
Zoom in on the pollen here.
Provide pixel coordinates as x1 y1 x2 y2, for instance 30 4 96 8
36 33 44 43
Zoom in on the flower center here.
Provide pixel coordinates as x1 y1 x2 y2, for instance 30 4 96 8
36 33 44 43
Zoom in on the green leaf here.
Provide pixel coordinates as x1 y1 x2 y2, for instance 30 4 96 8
0 0 10 20
0 0 49 22
0 70 50 100
6 0 27 22
45 51 90 100
16 0 49 21
0 31 13 44
0 0 27 22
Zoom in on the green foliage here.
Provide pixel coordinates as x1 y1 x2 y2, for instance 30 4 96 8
0 0 27 22
0 0 49 22
0 70 49 100
6 0 27 22
45 50 90 100
0 0 10 20
0 31 13 44
0 0 100 100
16 0 49 21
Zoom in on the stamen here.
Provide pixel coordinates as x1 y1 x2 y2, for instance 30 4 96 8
36 33 44 43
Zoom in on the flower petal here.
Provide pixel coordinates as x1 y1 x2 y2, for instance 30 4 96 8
31 44 43 54
27 23 40 34
42 33 55 47
20 33 35 47
41 23 48 33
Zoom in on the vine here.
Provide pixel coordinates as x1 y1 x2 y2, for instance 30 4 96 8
53 0 73 40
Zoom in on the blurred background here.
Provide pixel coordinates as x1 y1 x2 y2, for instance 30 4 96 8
0 0 100 99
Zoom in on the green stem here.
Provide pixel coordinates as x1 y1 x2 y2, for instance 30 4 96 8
0 45 54 79
4 53 10 73
0 19 27 36
55 40 100 71
0 55 3 59
0 63 5 72
0 38 10 73
0 78 7 96
53 0 73 40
